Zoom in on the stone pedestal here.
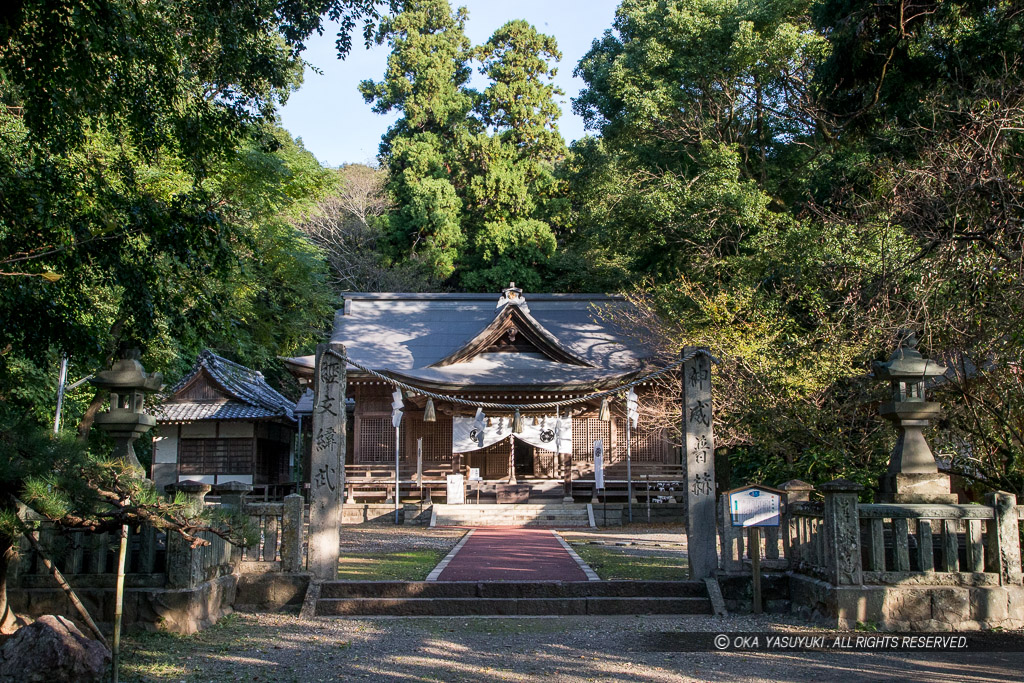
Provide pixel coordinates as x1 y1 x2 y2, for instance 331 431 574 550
878 472 957 504
213 481 252 509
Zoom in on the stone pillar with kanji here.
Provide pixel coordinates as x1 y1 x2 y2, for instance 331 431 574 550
308 342 346 580
682 347 717 579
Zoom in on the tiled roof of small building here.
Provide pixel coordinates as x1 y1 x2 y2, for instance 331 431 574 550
154 350 295 423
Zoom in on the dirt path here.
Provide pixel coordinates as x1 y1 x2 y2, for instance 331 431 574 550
122 612 1024 682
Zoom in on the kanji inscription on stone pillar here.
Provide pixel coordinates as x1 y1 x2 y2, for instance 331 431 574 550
683 347 717 579
308 342 346 580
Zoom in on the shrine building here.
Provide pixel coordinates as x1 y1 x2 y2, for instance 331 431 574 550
151 350 297 495
284 285 680 499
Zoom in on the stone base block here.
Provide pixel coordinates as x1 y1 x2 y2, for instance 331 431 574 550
8 574 238 636
789 573 1024 631
878 473 958 504
234 573 310 612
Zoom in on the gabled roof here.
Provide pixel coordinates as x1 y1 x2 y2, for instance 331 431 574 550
282 291 660 390
155 350 295 423
431 297 594 368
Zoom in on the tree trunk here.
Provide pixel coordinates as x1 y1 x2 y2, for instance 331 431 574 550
76 389 107 441
0 534 16 634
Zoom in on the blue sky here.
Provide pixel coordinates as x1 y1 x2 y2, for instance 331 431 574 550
278 0 622 167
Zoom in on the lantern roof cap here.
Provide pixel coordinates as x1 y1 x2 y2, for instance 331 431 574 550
873 332 947 379
89 349 163 393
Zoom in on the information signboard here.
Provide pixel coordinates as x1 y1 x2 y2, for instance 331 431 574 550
468 467 482 481
593 439 605 490
729 486 781 527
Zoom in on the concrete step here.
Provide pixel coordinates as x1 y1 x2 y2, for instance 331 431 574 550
316 596 711 616
319 580 707 600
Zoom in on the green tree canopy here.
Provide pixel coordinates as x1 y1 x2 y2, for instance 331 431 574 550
360 0 568 290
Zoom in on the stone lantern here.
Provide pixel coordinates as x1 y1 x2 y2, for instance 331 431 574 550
873 332 957 503
89 349 163 471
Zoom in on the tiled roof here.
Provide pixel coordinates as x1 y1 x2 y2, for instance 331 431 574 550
282 292 661 388
156 401 285 422
155 350 295 422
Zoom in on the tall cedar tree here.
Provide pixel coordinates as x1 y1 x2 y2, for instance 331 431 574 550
360 0 567 290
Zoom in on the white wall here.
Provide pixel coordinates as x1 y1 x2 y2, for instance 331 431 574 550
218 422 254 438
153 425 179 464
180 422 216 438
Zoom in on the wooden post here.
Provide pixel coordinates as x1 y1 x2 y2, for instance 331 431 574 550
683 348 717 579
645 474 651 523
626 415 633 522
308 342 345 581
394 424 400 525
748 527 762 614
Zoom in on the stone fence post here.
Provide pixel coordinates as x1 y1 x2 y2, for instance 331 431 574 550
165 482 212 589
281 493 306 573
821 479 863 586
779 479 814 565
718 495 742 572
984 491 1022 586
214 481 251 509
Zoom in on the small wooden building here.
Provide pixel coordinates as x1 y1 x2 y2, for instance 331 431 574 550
152 350 297 494
283 286 676 491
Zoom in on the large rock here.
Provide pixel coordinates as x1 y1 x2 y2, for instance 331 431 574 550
0 615 110 682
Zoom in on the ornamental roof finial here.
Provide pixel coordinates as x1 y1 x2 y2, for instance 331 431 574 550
496 282 528 312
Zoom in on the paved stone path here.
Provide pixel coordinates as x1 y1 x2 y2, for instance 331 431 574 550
435 528 591 581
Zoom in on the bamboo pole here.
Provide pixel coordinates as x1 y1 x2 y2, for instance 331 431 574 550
111 522 129 683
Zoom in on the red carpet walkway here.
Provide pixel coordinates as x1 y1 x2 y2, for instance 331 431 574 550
435 529 590 581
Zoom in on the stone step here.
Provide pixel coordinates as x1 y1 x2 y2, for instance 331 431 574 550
432 503 592 528
316 596 711 617
319 580 707 600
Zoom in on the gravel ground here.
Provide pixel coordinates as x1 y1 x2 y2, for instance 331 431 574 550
338 526 467 555
122 612 1024 682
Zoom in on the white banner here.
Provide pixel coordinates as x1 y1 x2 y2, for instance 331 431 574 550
452 414 572 454
594 439 605 489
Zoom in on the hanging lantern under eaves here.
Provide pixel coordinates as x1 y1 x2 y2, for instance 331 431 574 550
599 397 611 421
423 397 436 422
